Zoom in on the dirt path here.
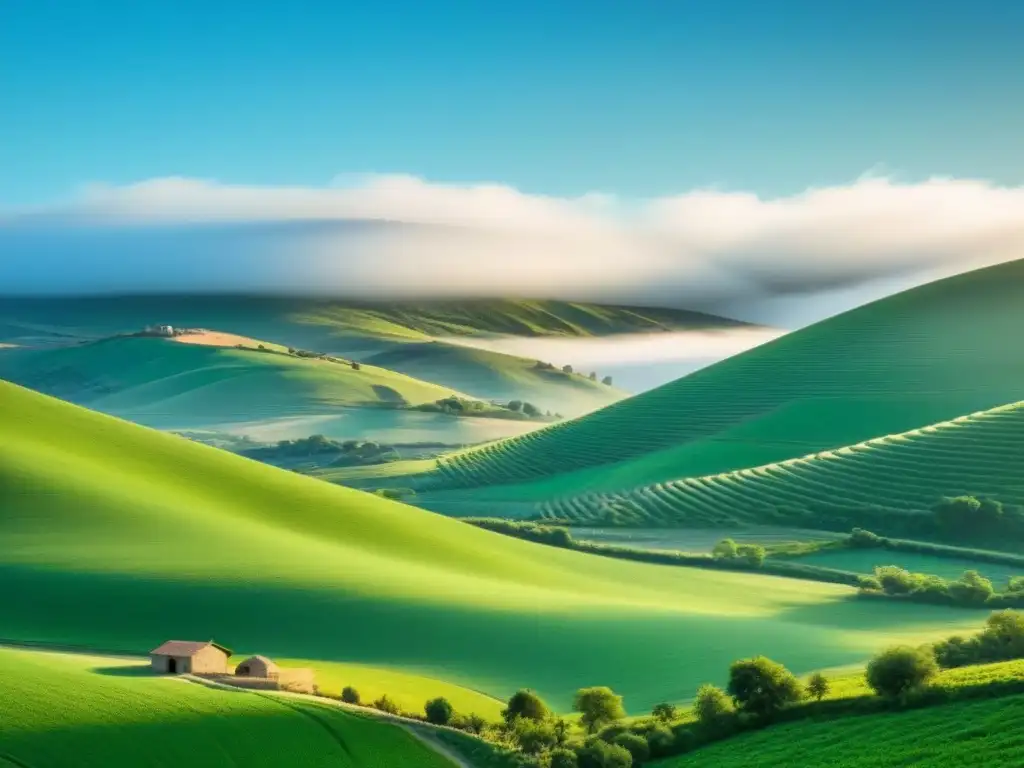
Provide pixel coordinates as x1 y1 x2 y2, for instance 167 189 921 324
182 675 478 768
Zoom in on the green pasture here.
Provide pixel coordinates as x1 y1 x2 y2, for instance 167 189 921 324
431 257 1024 495
0 646 453 768
789 549 1023 586
0 381 986 711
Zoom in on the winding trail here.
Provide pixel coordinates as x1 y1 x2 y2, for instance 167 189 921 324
182 675 478 768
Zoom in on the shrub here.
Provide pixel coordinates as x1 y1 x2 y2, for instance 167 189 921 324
522 402 541 417
874 565 920 595
576 737 633 768
372 694 400 714
858 575 883 592
727 656 803 717
849 528 883 547
602 376 613 386
806 672 829 702
512 717 557 755
644 724 674 758
948 570 994 605
737 543 766 567
693 684 733 726
550 749 579 768
651 702 677 723
866 646 939 698
552 717 570 745
425 696 454 725
340 686 361 705
562 365 574 374
502 689 550 723
574 687 626 734
712 538 739 559
613 733 649 763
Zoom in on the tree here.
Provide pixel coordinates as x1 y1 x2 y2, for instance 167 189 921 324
806 673 829 702
340 686 361 705
693 684 733 726
512 717 557 755
849 528 883 548
602 376 613 386
589 372 597 381
1007 577 1024 594
502 689 550 724
372 694 399 714
574 687 626 734
737 544 766 567
425 697 454 725
613 733 649 763
727 656 803 717
562 364 574 374
866 646 938 699
978 609 1024 660
550 749 579 768
523 402 541 417
933 496 981 536
948 570 994 605
508 400 523 411
351 362 361 370
651 702 677 723
576 738 632 768
874 566 920 595
712 538 738 559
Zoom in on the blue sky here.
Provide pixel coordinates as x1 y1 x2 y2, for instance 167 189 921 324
2 0 1022 205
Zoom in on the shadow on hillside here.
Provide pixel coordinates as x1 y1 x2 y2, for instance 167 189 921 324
91 664 154 677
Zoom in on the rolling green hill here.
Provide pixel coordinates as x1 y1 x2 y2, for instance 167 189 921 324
0 381 982 711
533 399 1024 527
0 646 454 768
425 257 1024 496
0 335 467 430
0 296 746 349
366 341 626 414
658 693 1024 768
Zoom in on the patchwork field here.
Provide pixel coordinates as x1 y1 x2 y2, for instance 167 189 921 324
428 257 1024 496
0 381 984 711
659 693 1024 768
533 400 1024 528
0 646 454 768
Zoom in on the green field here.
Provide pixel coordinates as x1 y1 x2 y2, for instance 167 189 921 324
531 400 1024 528
786 549 1023 585
0 381 985 711
261 657 505 719
658 693 1024 767
0 646 454 768
426 257 1024 497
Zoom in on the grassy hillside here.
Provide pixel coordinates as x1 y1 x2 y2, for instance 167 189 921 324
0 646 453 768
0 296 746 349
427 257 1024 494
658 693 1024 767
0 335 468 429
366 341 625 414
0 381 983 711
534 400 1024 527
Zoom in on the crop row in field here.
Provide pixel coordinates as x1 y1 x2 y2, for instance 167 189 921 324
433 257 1024 495
535 401 1024 529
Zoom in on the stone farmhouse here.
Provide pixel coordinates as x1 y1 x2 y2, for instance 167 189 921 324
150 640 232 675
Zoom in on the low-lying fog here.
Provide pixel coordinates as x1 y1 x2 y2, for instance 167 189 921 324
442 327 785 393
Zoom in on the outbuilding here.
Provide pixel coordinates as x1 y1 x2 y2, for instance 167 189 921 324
234 655 279 680
150 640 232 675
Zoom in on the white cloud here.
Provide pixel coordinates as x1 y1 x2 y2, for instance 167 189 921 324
2 173 1023 326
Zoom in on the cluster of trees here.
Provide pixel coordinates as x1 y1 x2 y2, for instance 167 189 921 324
531 360 612 386
857 564 1024 608
464 518 574 548
419 397 562 421
711 538 766 567
329 610 1024 767
933 609 1024 667
285 346 361 369
242 434 345 458
507 400 544 418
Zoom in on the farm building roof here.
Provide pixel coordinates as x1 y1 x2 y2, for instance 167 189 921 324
150 640 232 657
